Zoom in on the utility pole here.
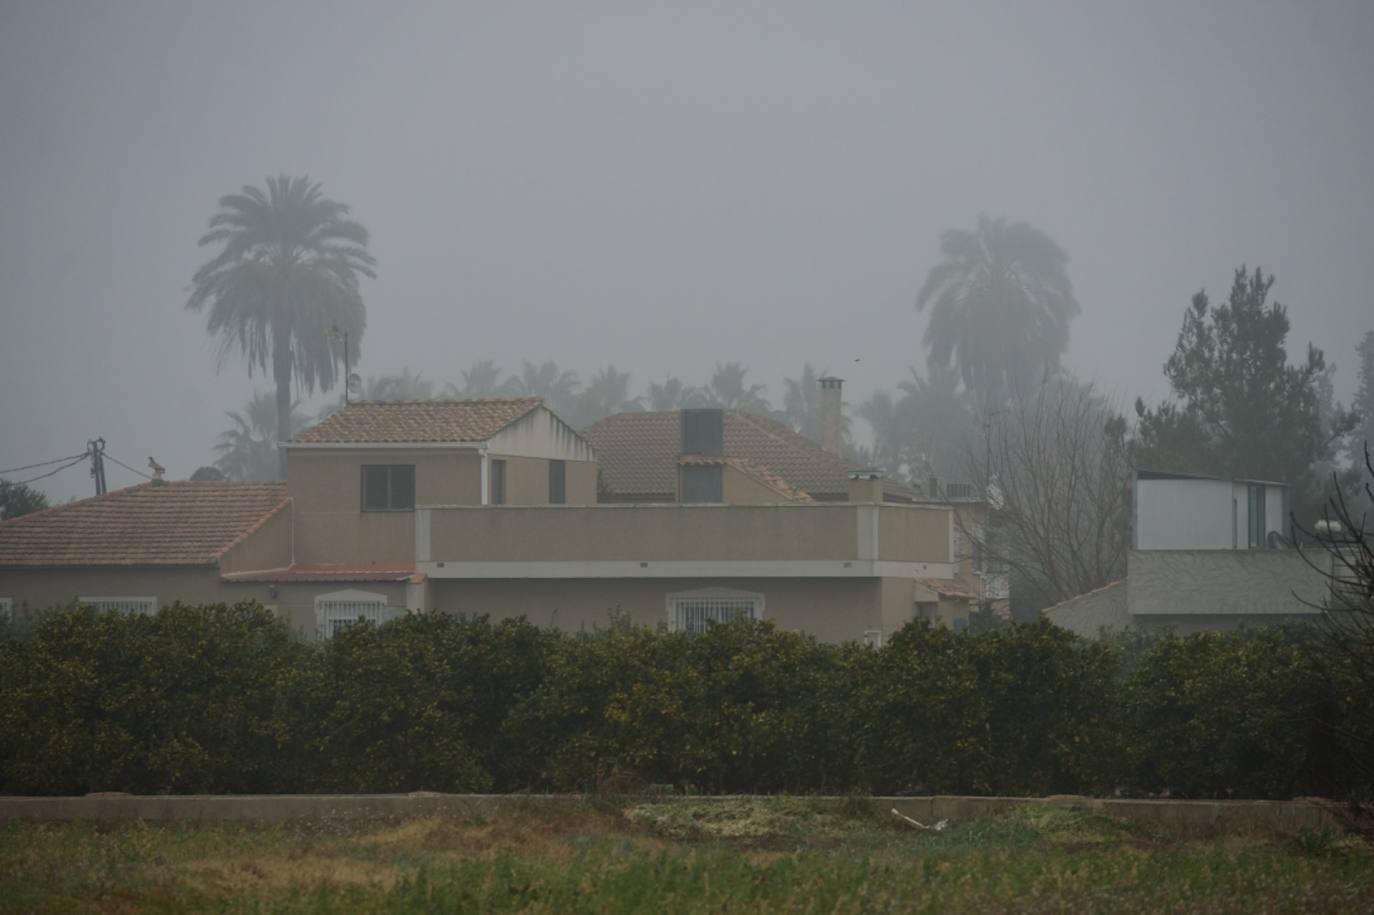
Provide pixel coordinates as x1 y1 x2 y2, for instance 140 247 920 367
87 438 107 496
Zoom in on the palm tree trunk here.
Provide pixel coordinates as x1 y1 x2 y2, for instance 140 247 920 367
272 330 292 480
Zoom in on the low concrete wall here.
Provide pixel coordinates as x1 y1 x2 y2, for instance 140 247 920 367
0 793 1343 836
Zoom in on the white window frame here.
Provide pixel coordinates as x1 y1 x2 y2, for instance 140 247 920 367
315 588 400 639
79 596 157 614
0 598 11 621
862 629 883 648
665 587 764 633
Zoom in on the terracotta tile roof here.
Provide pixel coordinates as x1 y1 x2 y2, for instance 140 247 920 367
1040 579 1126 615
679 455 815 503
292 399 542 444
221 563 421 584
0 482 289 567
916 577 983 602
584 410 855 500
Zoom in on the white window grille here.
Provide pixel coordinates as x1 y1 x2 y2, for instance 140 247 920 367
79 596 157 614
862 629 883 648
315 589 398 639
666 588 763 633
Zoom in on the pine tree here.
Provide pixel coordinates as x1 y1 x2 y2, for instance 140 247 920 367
1349 330 1374 466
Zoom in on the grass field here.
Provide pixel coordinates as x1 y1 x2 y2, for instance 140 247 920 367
2 799 1372 913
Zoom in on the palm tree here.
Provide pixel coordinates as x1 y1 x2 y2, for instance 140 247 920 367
570 365 640 427
367 367 434 401
856 390 904 478
645 375 691 411
781 363 834 441
214 391 308 481
916 214 1079 411
898 364 975 480
187 175 375 474
701 362 771 414
508 360 581 414
442 360 507 398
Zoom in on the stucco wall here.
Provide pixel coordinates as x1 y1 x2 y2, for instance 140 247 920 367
879 576 916 635
486 407 597 462
429 576 885 643
495 455 551 505
1127 549 1328 617
0 566 227 617
722 465 794 504
428 504 863 563
878 505 952 562
217 502 293 574
287 449 482 565
567 461 598 504
0 567 409 643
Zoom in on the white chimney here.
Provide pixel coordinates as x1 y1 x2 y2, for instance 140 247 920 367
819 376 843 457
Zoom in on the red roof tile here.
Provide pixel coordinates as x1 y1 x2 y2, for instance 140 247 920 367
292 399 542 444
0 482 288 567
584 410 854 500
221 563 420 584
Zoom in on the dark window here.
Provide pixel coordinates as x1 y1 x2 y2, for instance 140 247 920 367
491 459 507 505
1248 484 1267 549
360 465 416 511
681 408 724 455
549 459 566 504
681 464 723 502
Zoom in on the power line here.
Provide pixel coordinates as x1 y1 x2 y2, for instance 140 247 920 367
7 455 90 487
0 452 89 477
102 451 154 481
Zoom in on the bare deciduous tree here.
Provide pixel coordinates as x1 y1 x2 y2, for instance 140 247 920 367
966 377 1131 614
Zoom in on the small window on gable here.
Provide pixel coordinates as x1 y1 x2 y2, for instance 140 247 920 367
316 590 398 639
667 588 763 633
549 460 566 504
79 596 157 614
361 465 416 512
491 459 507 505
681 464 723 502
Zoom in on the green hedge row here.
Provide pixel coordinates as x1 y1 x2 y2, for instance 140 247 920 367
0 604 1367 798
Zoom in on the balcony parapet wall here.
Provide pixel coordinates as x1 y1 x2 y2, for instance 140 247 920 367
417 503 955 580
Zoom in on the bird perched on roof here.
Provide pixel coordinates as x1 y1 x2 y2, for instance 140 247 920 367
147 456 166 482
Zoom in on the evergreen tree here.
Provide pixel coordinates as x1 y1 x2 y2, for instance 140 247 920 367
0 480 49 520
1134 267 1356 520
1350 330 1374 466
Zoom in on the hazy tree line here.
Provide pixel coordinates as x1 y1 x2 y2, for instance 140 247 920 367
10 176 1372 617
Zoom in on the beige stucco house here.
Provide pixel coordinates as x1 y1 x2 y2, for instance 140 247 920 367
1 393 960 644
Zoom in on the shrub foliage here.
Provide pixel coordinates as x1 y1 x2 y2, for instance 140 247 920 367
0 603 1368 798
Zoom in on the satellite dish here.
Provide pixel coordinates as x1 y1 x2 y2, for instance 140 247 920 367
347 373 362 395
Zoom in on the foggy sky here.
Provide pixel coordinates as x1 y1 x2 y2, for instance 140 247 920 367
2 0 1372 503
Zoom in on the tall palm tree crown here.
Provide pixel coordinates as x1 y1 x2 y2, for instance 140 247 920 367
916 214 1079 411
188 176 375 472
